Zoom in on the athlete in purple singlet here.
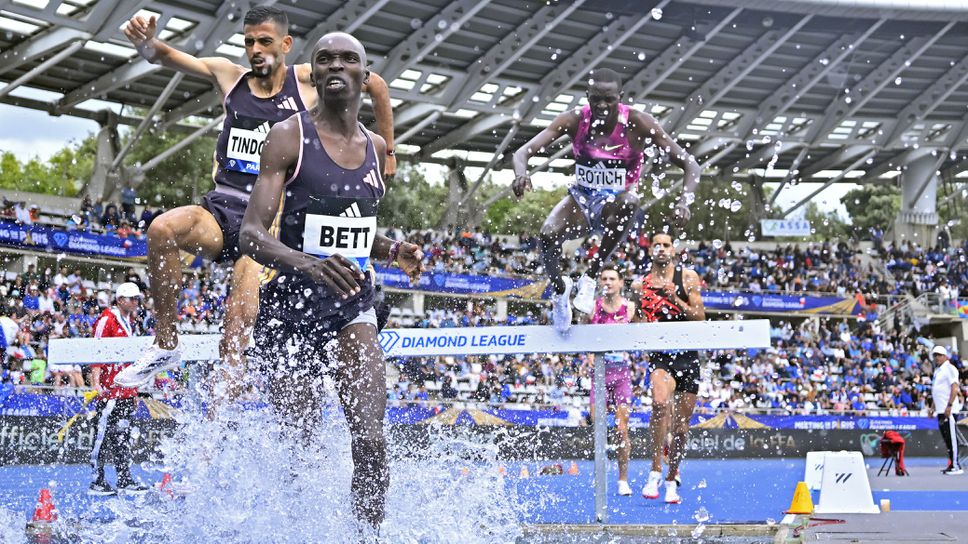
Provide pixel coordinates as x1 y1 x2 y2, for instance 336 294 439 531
511 68 700 334
584 266 636 497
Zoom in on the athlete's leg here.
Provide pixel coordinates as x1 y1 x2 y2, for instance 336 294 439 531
212 255 262 403
587 191 639 279
614 403 631 482
667 392 698 481
112 398 136 486
332 322 388 527
540 194 590 294
649 368 676 473
145 205 224 350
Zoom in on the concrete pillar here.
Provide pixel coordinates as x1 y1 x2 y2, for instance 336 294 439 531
412 292 425 317
87 111 122 202
2 255 38 275
495 299 508 321
893 153 939 243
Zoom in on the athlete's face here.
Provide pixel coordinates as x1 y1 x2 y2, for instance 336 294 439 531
586 81 622 121
651 234 676 265
599 270 623 296
311 33 369 100
243 22 292 78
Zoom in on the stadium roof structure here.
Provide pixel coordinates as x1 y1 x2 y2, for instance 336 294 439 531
2 0 968 213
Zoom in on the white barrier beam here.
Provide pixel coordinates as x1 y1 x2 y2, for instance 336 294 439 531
47 320 771 364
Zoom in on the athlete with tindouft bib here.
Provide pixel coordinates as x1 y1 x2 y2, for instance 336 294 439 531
583 266 637 497
510 68 700 334
116 6 396 395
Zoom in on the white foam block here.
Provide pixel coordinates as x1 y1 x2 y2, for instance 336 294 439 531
48 320 771 364
804 450 834 491
814 451 879 514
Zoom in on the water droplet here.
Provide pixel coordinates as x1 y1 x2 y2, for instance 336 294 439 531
730 200 742 212
712 239 723 249
730 181 742 192
697 479 707 488
651 7 663 19
437 19 448 30
694 506 710 523
819 58 829 65
637 52 646 61
894 77 902 85
410 18 422 29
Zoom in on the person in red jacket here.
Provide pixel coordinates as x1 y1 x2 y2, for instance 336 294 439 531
88 282 150 496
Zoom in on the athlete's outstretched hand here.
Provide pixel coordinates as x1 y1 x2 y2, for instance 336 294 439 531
396 242 424 285
123 15 158 48
383 154 397 179
672 198 691 229
512 174 532 198
305 254 365 299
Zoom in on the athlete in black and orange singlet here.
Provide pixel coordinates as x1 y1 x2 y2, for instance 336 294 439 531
635 232 705 504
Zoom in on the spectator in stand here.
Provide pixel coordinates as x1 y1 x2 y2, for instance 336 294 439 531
92 198 104 226
120 183 137 222
100 203 121 231
22 284 40 311
14 201 32 225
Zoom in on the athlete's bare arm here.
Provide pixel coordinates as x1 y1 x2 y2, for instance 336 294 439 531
366 130 422 282
123 15 246 95
511 110 581 197
629 110 701 225
240 118 365 299
295 66 397 177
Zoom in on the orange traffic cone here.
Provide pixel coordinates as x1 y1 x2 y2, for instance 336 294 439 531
519 465 530 479
785 481 814 514
567 461 580 476
32 488 57 523
158 473 174 497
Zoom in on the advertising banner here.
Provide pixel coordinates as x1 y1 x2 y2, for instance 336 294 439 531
0 220 146 259
760 219 811 237
701 292 862 316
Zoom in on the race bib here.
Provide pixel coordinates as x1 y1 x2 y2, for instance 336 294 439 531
225 114 273 175
301 197 379 270
575 158 627 191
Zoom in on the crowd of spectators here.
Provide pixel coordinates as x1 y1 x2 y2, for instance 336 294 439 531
0 263 227 389
384 304 964 417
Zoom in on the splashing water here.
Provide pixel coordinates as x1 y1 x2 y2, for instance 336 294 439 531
0 506 28 544
62 396 527 543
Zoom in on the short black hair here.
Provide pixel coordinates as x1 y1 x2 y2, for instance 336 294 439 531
601 265 622 278
587 68 623 89
244 5 289 33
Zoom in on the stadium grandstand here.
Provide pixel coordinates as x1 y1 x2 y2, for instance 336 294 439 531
1 0 968 541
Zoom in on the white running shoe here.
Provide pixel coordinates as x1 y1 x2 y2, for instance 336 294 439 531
551 276 574 334
115 343 182 387
617 480 632 496
572 274 597 314
942 467 964 475
641 470 662 499
664 479 681 504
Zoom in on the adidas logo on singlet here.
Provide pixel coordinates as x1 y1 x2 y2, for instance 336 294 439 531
254 122 271 134
277 96 299 111
340 202 363 218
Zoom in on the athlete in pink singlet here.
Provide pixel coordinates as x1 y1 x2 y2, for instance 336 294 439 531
510 67 700 334
584 266 637 496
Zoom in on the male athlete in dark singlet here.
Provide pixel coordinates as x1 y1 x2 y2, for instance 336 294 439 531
240 32 421 529
635 232 705 504
117 6 396 394
583 266 636 496
510 68 700 333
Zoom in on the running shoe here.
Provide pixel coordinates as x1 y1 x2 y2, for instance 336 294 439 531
617 480 632 496
115 343 182 387
641 470 662 499
942 466 964 475
572 274 597 314
88 481 116 496
117 480 151 494
551 276 574 334
664 478 681 504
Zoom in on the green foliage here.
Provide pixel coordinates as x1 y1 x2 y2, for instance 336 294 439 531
124 129 216 208
0 140 92 196
804 201 852 240
840 185 900 233
378 162 447 229
481 184 569 234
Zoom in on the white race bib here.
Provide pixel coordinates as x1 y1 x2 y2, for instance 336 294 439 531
575 160 627 191
302 214 377 270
